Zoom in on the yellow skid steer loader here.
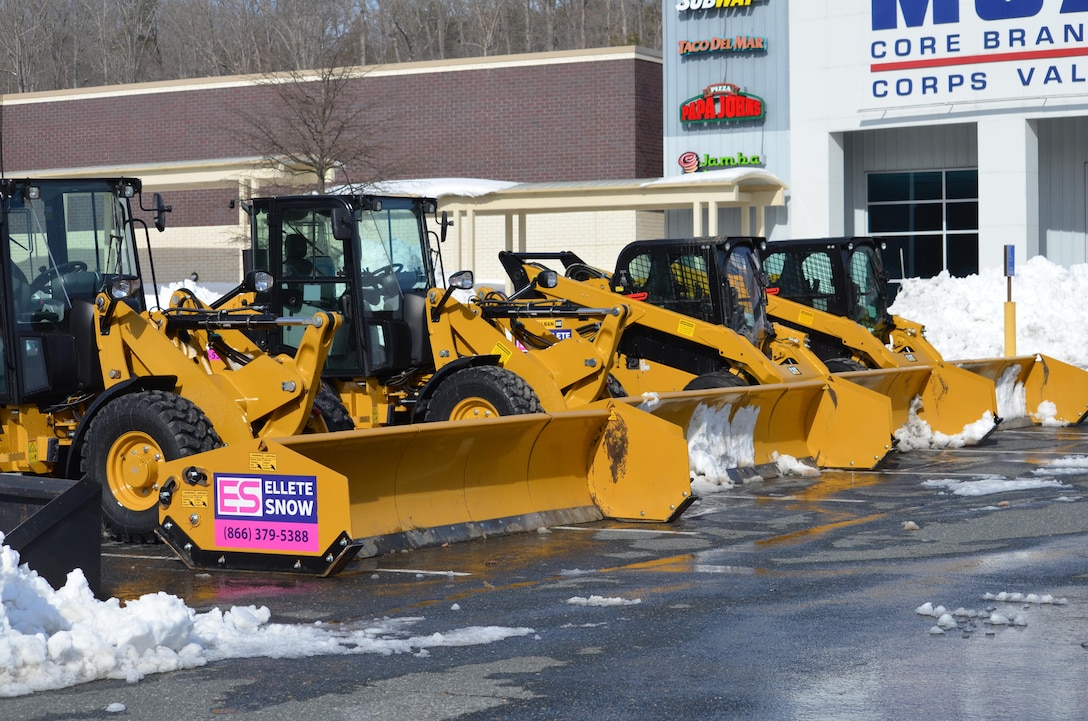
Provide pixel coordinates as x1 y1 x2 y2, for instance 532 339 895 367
761 237 1088 428
497 239 918 476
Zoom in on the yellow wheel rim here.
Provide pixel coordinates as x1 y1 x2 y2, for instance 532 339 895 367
446 397 501 421
106 430 166 513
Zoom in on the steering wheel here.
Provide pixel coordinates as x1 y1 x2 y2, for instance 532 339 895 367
28 261 88 293
360 264 403 299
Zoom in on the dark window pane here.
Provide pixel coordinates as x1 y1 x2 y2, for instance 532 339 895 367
879 237 907 278
946 170 978 199
868 173 910 202
911 172 943 200
913 235 945 277
881 234 943 279
946 233 978 277
869 204 909 233
912 203 943 231
946 201 978 230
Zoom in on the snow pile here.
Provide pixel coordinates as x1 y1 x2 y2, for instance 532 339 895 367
773 452 819 477
922 476 1069 496
893 399 997 451
889 256 1088 370
1033 455 1088 475
566 596 642 607
915 591 1068 635
0 540 533 698
685 403 759 484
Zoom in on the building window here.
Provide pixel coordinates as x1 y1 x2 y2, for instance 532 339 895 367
866 170 978 296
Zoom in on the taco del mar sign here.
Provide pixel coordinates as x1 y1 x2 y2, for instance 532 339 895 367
680 82 765 124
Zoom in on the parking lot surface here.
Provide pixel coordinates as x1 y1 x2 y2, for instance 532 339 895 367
7 424 1088 720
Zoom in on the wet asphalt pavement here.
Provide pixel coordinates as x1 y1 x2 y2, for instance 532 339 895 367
7 423 1088 720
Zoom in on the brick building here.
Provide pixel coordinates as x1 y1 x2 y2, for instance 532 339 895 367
1 47 665 286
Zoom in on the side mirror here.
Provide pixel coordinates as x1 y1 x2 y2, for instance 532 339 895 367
153 193 172 232
448 270 474 290
439 210 450 244
331 207 353 241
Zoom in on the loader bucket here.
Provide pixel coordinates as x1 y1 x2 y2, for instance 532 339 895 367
157 404 693 575
0 476 102 597
954 354 1088 425
917 364 1000 437
624 379 894 477
834 366 932 430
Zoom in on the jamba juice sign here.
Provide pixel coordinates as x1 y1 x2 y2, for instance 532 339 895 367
678 151 763 172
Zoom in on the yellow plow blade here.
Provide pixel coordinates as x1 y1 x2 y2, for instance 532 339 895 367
157 404 693 575
835 366 932 431
954 354 1088 425
622 379 894 477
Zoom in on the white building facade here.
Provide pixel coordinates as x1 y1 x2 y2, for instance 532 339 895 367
664 0 1088 281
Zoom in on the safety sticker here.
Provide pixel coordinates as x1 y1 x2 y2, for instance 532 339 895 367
677 319 696 337
249 452 277 471
493 342 513 363
181 489 209 508
798 309 815 326
213 474 319 552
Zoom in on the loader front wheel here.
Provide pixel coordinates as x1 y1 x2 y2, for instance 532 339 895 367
426 366 543 421
683 371 748 391
82 390 222 543
309 384 355 432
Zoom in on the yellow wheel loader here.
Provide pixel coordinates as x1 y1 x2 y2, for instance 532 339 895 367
497 239 919 476
237 193 671 424
761 237 1088 428
0 180 691 587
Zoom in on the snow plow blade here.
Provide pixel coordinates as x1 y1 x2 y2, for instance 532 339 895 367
954 354 1088 426
157 402 693 575
0 476 102 597
624 379 894 479
834 366 933 430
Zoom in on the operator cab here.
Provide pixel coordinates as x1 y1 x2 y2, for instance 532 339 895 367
248 194 439 380
0 178 159 404
614 237 771 348
762 237 893 335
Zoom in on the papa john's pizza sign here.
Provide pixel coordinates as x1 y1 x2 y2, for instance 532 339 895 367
680 82 765 125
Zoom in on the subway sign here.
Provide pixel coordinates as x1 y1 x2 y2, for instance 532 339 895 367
868 0 1088 103
677 0 761 12
680 83 765 125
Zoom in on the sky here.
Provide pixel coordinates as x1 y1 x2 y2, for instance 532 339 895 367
2 254 1086 700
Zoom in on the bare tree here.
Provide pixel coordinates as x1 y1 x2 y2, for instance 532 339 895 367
233 47 391 193
0 0 663 93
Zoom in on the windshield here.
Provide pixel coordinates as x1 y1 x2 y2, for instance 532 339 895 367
6 179 138 323
355 200 431 292
847 244 887 330
722 245 769 347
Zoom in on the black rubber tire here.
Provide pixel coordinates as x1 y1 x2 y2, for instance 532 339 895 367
824 358 867 373
683 370 749 391
82 389 222 543
309 384 356 432
425 366 543 421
